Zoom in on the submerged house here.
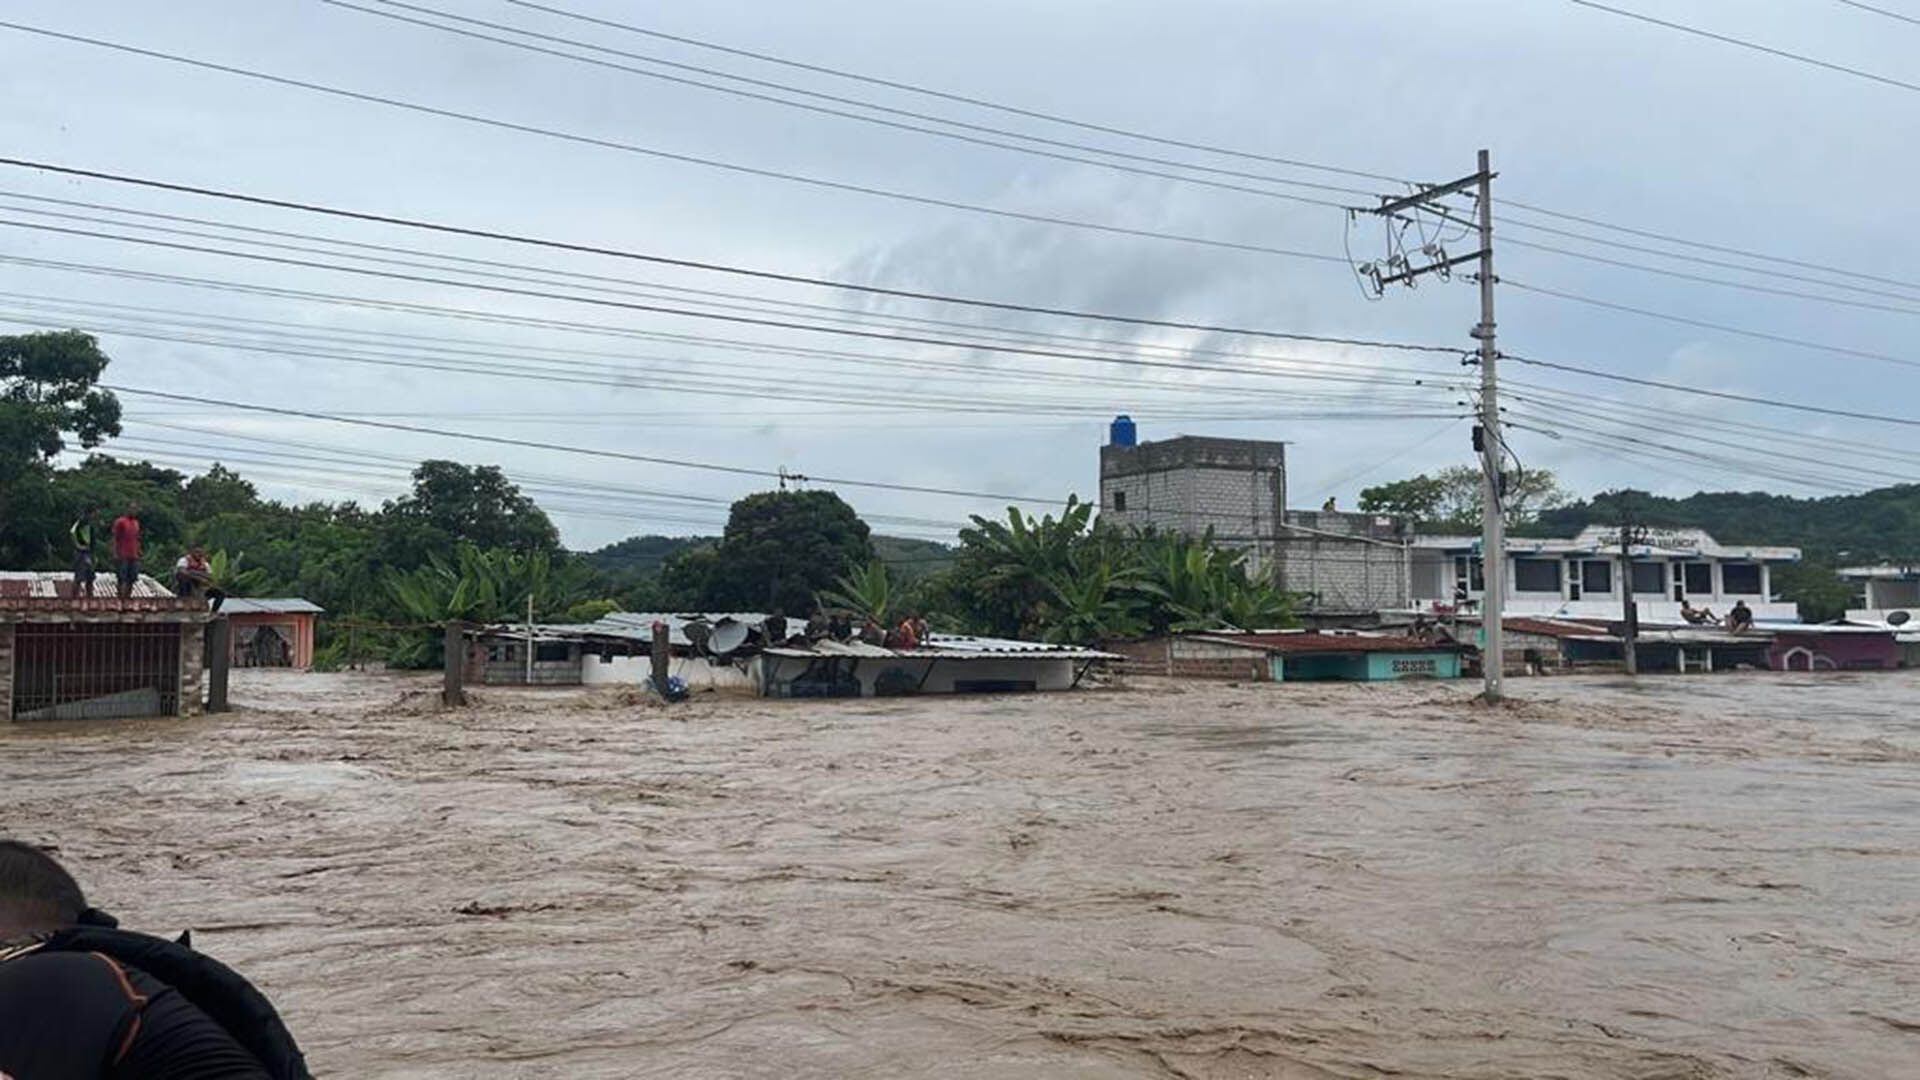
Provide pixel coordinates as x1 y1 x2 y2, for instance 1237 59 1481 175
1840 564 1919 627
1105 630 1462 682
1 571 211 721
221 598 323 669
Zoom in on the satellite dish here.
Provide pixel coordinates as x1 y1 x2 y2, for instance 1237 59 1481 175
708 617 750 656
1889 610 1912 627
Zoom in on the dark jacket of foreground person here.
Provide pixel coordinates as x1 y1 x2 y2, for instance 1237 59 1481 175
0 841 310 1080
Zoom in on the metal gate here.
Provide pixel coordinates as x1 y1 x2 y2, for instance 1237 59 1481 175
10 623 182 720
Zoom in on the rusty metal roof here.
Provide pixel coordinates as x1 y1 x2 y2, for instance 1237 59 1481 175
0 571 205 616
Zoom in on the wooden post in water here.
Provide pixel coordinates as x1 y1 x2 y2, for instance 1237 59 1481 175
650 620 670 694
443 620 467 707
207 616 232 713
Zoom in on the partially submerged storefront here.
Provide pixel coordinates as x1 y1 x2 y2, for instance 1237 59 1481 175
1105 631 1461 682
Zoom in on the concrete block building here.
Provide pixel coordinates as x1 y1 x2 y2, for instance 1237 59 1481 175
1096 419 1413 613
2 571 211 721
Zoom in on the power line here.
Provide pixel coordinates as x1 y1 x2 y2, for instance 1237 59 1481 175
496 0 1415 187
1502 352 1920 428
1833 0 1920 28
320 0 1368 207
0 219 1460 395
1505 278 1920 373
1565 0 1920 95
0 191 1457 371
489 0 1920 295
0 25 1345 263
103 385 1067 505
0 156 1452 354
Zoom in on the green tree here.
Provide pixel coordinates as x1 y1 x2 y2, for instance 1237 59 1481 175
1361 466 1570 531
0 332 124 566
1772 562 1857 623
818 559 898 626
380 460 560 565
699 490 874 615
1040 555 1145 643
182 463 259 520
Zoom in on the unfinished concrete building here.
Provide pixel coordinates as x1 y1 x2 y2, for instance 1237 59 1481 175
1096 420 1413 614
1 572 210 721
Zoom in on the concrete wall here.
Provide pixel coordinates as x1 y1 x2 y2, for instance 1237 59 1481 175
1103 637 1271 681
179 624 203 717
1098 436 1286 553
580 652 754 691
754 655 1081 697
1272 512 1412 612
469 639 585 685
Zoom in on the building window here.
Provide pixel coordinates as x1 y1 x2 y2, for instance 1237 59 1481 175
1683 562 1713 596
1513 558 1562 593
1112 490 1127 511
1453 556 1484 593
534 642 572 663
1581 560 1613 595
1629 561 1665 596
1721 562 1763 595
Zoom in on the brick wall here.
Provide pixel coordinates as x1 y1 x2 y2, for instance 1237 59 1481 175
1102 637 1272 680
0 625 13 720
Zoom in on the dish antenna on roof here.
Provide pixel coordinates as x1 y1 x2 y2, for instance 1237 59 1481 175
1889 610 1912 627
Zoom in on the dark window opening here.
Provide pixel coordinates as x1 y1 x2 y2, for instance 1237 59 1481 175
1581 560 1613 595
1683 562 1713 595
1722 562 1763 595
534 642 572 663
1454 556 1485 592
1630 561 1665 595
1514 558 1562 593
1112 490 1128 511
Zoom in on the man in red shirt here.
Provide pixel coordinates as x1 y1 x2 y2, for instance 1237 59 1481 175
111 503 142 599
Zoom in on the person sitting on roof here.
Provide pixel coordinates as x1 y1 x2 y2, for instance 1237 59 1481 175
858 618 886 646
1680 599 1716 625
0 839 310 1079
894 615 920 651
173 545 227 613
1726 599 1754 633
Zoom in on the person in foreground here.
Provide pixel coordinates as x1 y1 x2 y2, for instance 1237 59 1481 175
0 840 310 1080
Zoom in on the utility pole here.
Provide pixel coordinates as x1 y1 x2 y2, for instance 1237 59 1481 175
1618 518 1646 675
1366 149 1504 700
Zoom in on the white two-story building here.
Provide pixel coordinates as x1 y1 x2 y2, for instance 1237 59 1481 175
1410 526 1801 623
1840 564 1919 627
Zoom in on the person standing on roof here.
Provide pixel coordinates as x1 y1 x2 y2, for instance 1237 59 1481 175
111 503 143 600
69 507 98 598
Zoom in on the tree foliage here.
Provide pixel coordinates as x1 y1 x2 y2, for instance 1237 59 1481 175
1361 465 1570 530
692 490 874 615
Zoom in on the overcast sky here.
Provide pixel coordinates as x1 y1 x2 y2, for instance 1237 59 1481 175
3 0 1915 548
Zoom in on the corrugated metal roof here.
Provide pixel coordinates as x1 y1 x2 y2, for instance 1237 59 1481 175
0 571 174 599
595 611 773 648
1504 617 1613 640
765 635 1118 662
222 598 324 615
0 571 206 616
1192 631 1458 655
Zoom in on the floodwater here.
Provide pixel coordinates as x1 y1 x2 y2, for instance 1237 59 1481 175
4 668 1919 1078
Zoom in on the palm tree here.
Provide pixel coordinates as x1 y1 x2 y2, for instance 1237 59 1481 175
1040 554 1145 643
818 559 896 625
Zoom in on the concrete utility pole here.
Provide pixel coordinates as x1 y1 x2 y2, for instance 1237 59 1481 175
1618 518 1646 676
1367 150 1504 700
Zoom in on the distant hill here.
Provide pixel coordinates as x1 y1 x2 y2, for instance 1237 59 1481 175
582 534 708 579
873 535 957 583
1532 485 1920 562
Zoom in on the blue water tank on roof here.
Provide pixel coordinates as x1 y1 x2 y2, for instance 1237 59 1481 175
1109 414 1137 448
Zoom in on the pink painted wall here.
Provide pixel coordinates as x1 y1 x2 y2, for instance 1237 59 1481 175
1768 632 1899 672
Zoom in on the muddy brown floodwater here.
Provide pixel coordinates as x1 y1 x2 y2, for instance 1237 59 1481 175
4 669 1919 1078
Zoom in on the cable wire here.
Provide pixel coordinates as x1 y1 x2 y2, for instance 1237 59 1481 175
1565 0 1920 95
0 25 1346 263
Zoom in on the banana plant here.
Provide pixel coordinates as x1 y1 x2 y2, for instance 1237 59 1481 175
818 559 896 625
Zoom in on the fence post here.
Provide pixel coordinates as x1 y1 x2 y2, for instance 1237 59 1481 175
443 620 467 707
206 617 232 714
